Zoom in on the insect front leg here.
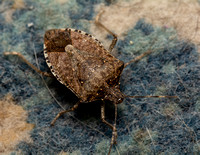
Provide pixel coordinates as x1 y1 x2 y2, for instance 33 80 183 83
95 10 118 52
50 100 80 126
101 102 118 155
4 51 53 77
124 50 153 68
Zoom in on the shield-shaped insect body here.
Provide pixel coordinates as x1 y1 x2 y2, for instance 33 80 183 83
3 11 176 155
44 28 125 104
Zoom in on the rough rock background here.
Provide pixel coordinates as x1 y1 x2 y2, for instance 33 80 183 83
0 0 200 154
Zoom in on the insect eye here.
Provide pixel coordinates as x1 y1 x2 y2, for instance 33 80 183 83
117 98 123 104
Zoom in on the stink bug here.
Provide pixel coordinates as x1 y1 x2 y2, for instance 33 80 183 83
4 10 176 155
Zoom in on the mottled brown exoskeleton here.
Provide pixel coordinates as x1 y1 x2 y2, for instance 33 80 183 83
4 11 176 155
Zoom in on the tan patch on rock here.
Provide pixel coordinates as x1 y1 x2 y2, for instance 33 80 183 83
91 0 200 50
12 0 25 9
3 0 25 23
56 0 69 5
0 94 34 154
3 10 15 23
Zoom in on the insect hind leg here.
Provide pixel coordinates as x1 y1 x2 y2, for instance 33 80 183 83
4 51 53 77
95 10 117 52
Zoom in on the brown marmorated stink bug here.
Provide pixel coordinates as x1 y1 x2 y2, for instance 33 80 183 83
4 11 176 155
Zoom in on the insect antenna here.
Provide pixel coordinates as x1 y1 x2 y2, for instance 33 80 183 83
124 95 178 99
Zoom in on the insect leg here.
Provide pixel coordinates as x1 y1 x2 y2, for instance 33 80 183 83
124 50 153 68
123 52 178 98
108 103 118 155
101 102 115 129
4 52 53 77
50 101 80 126
101 102 118 155
95 10 118 52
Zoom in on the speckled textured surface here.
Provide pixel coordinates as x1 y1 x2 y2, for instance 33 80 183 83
0 0 200 154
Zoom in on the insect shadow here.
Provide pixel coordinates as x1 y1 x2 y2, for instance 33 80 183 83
4 10 177 155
